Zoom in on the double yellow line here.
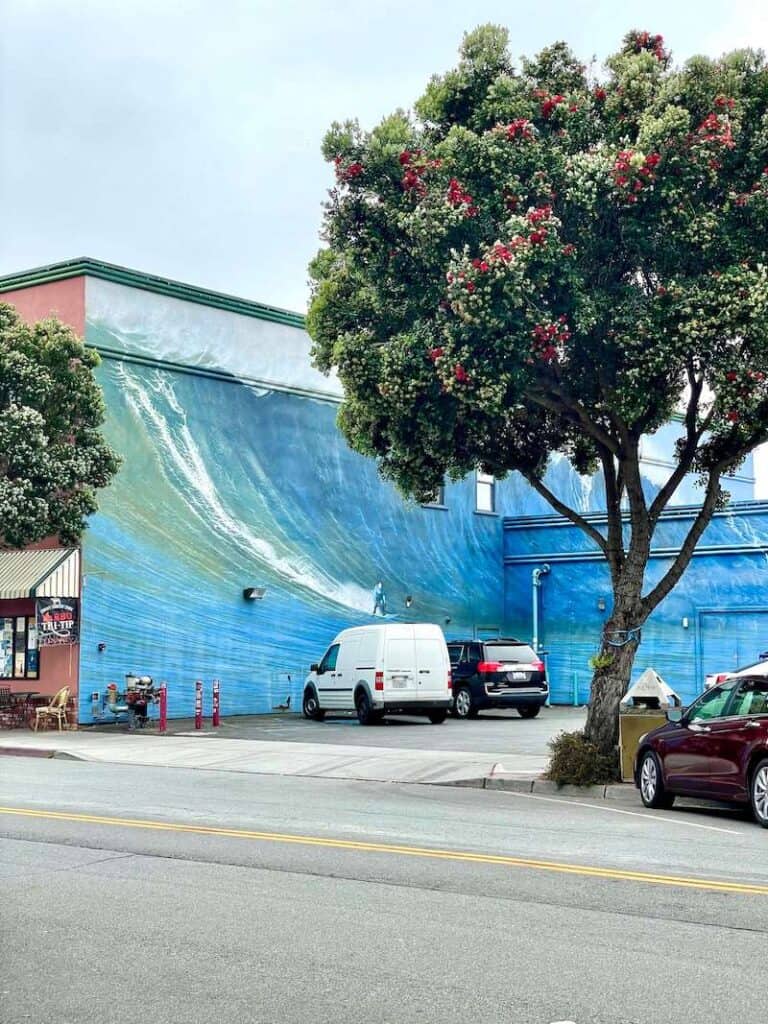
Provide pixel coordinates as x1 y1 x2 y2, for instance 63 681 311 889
1 805 764 896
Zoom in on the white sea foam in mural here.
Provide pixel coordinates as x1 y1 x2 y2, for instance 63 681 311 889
119 366 372 613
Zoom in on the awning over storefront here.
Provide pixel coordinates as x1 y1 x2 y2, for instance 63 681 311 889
0 548 80 600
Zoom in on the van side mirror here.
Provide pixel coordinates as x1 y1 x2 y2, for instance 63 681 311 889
666 707 683 723
310 663 320 673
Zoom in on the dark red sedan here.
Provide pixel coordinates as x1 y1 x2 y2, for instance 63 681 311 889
635 675 768 826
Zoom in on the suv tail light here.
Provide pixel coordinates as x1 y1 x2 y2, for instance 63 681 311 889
478 661 503 673
374 671 384 691
533 660 545 672
447 669 452 691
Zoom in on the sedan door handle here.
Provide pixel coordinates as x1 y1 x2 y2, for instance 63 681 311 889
336 673 343 677
419 669 430 674
689 723 711 732
745 721 761 729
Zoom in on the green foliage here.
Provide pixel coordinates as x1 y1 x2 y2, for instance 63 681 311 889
0 305 120 547
588 652 615 671
546 730 618 786
308 26 768 505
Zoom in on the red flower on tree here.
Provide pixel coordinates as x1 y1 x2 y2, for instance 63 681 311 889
454 364 469 382
446 178 478 216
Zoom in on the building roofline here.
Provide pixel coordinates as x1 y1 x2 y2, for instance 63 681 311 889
0 257 307 329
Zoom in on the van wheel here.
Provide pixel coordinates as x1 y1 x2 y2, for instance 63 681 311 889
302 689 325 722
428 710 447 724
517 705 541 719
355 691 375 726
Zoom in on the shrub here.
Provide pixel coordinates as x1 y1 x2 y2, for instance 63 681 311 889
546 730 617 786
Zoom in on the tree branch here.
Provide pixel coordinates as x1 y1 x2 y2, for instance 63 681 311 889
528 389 620 457
522 471 609 557
648 369 710 524
640 468 723 617
599 451 625 584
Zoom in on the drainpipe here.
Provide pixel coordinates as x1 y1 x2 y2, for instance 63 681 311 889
531 563 550 654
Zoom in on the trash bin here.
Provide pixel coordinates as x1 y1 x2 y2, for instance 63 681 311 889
619 668 681 782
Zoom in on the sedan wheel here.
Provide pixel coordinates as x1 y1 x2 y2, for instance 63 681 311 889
639 751 674 809
751 759 768 828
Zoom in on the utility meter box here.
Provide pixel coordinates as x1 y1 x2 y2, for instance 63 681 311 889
619 669 681 783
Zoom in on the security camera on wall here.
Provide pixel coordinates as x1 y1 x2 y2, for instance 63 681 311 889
242 587 266 601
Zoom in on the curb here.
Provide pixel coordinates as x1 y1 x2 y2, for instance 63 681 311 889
0 746 84 761
0 746 56 759
436 776 640 804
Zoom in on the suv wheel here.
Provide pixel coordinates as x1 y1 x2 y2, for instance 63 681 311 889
517 705 541 719
638 750 674 809
302 689 325 722
454 686 474 719
750 758 768 828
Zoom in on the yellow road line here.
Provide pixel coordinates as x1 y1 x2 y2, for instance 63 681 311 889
0 805 764 895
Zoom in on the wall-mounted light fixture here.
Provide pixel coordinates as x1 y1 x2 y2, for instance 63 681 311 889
405 595 413 608
444 617 452 625
97 642 107 653
681 616 689 629
243 587 266 601
597 597 606 612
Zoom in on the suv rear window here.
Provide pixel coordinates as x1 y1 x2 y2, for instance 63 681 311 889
483 643 537 664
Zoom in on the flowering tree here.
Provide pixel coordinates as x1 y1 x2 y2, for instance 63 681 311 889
308 26 768 759
0 305 120 548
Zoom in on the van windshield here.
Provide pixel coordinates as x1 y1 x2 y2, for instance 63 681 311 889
484 643 537 664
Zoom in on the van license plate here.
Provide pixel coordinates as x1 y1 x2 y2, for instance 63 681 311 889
392 676 407 688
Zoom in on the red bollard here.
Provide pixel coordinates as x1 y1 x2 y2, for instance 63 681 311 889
194 679 203 730
212 679 220 728
159 682 167 734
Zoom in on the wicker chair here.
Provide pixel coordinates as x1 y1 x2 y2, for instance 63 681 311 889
0 687 18 728
33 687 71 732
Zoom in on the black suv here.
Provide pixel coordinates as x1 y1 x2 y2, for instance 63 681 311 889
447 639 549 719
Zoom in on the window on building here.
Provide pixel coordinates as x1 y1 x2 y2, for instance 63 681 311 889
476 471 495 513
0 616 39 680
423 484 446 508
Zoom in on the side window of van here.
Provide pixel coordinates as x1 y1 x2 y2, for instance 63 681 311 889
319 644 340 673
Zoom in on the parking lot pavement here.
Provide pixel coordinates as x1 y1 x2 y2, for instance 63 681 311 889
172 704 588 755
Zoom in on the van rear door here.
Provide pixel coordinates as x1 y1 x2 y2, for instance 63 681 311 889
416 637 449 699
384 635 418 700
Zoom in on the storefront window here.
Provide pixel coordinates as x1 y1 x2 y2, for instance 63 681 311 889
0 616 39 680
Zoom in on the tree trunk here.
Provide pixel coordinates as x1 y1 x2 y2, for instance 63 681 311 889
583 638 638 754
584 597 645 760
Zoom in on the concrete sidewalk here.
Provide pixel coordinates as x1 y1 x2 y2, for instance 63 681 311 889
0 729 547 785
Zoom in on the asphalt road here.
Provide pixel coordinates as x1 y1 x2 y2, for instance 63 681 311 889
1 756 766 1024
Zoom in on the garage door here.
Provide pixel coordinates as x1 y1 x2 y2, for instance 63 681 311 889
700 610 768 686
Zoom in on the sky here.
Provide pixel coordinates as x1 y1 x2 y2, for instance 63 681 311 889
2 0 767 488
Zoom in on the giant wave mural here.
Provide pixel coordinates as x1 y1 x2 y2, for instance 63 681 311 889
77 280 509 720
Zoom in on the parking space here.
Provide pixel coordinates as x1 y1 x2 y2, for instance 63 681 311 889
172 705 587 756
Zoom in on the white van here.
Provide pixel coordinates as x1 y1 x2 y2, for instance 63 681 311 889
302 623 452 725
